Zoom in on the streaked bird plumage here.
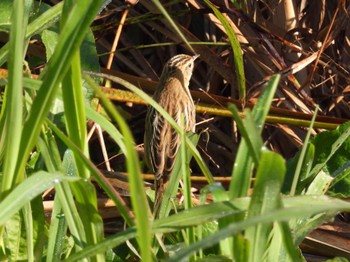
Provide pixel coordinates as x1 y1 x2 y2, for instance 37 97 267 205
144 54 198 215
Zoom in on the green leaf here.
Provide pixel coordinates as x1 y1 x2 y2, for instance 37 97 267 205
65 227 138 262
84 75 152 261
290 108 318 195
310 122 350 196
42 29 59 61
14 0 102 183
229 74 280 198
42 28 99 102
0 172 79 226
283 144 314 194
311 122 350 175
0 0 12 32
151 0 195 53
156 133 200 219
154 201 246 230
204 0 246 101
46 195 68 262
228 104 262 165
245 150 285 262
3 212 27 261
0 0 28 195
47 120 134 227
30 196 46 261
306 170 333 195
0 2 64 66
167 197 350 261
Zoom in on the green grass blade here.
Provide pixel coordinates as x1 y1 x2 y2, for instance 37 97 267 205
167 197 350 261
309 124 350 178
290 107 319 195
14 0 102 181
84 75 152 261
54 181 87 252
61 48 105 256
0 0 26 194
66 195 350 261
181 115 192 211
36 131 64 261
151 0 195 53
61 57 88 157
65 228 138 262
0 172 79 226
268 222 303 262
66 201 243 261
46 120 134 226
0 2 63 66
229 141 254 198
46 195 67 262
180 117 195 255
154 201 244 229
251 75 281 126
31 196 46 261
228 104 262 165
229 74 280 197
23 203 34 262
86 106 126 154
245 150 285 262
157 134 199 219
204 0 246 101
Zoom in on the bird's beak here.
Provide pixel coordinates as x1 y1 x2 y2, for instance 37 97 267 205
193 54 200 60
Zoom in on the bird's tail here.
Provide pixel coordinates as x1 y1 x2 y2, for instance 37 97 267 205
153 179 168 219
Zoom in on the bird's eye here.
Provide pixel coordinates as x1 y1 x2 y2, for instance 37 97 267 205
188 63 193 69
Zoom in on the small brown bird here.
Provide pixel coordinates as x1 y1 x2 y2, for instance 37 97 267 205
144 54 198 215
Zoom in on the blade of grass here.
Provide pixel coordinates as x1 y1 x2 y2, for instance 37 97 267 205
229 74 280 198
167 197 350 261
60 34 104 256
86 106 126 154
309 124 350 178
251 75 281 128
65 227 138 262
67 201 243 261
68 195 350 261
204 0 246 101
268 221 303 261
45 195 67 262
38 132 88 253
0 0 26 195
23 203 34 262
180 116 195 257
151 0 195 53
0 2 64 66
156 133 199 219
290 107 319 195
245 150 285 262
62 57 89 174
228 104 262 165
84 75 152 261
37 133 68 262
46 120 134 226
14 0 102 181
0 172 79 225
